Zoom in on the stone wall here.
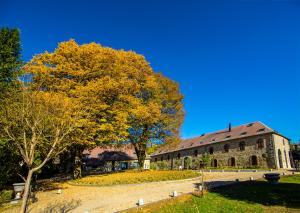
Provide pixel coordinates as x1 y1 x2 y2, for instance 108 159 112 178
273 134 292 169
152 133 281 169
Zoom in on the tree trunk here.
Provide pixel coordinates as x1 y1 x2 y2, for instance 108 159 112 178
134 146 146 171
20 169 33 213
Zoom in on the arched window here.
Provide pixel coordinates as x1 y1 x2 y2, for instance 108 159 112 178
161 156 163 161
228 157 236 167
224 144 230 153
284 150 288 168
257 139 264 149
278 149 283 168
177 153 181 159
250 155 258 166
194 149 198 157
155 158 157 162
167 155 170 161
212 159 218 167
209 147 214 154
239 141 245 151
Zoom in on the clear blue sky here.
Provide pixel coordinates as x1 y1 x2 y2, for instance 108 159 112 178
1 0 299 142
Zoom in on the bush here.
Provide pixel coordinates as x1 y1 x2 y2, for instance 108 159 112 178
150 162 158 170
0 189 13 202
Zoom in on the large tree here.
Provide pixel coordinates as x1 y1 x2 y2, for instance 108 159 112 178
0 27 23 187
24 40 184 169
0 88 80 213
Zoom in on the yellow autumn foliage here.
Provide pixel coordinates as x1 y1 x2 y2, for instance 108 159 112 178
24 40 184 160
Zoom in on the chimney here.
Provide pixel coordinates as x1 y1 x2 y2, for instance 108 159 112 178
229 123 231 132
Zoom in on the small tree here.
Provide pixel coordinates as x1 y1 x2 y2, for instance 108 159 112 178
199 153 211 196
0 88 80 213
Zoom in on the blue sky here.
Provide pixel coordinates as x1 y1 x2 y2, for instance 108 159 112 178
1 0 300 142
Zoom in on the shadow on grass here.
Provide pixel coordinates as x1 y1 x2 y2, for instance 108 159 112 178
34 199 81 213
207 180 300 209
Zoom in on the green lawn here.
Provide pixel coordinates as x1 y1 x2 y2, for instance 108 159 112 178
125 175 300 213
71 170 199 186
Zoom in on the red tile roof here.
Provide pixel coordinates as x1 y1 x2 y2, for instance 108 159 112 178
83 144 150 160
152 121 278 156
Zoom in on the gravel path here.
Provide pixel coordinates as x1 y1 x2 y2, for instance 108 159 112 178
7 171 291 213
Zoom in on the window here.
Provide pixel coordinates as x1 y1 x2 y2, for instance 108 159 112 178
239 141 245 151
209 147 214 154
257 128 265 132
228 157 236 167
212 159 218 167
177 153 181 159
240 132 247 136
283 139 285 146
257 139 264 149
155 158 157 162
194 149 198 157
284 150 288 168
167 155 170 160
224 144 230 152
199 141 204 145
250 155 258 166
161 157 163 161
247 123 253 127
225 135 231 139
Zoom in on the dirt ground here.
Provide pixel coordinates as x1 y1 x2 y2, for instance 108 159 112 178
3 171 292 213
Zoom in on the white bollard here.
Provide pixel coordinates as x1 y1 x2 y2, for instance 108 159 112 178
250 177 254 181
172 191 178 197
283 172 286 176
138 198 144 206
83 211 89 213
198 185 203 191
57 189 62 194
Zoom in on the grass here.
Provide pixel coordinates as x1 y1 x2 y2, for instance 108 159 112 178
125 175 300 213
71 170 199 186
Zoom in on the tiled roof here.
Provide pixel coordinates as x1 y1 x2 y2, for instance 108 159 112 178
83 144 150 160
152 121 276 156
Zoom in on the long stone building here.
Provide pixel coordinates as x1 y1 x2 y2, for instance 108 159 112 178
151 121 293 169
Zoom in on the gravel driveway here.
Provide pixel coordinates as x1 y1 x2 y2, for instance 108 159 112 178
6 171 290 213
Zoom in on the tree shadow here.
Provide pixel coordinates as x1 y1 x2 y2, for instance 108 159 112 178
207 180 300 209
35 199 81 213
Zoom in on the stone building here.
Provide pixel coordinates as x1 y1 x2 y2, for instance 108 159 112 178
151 121 293 169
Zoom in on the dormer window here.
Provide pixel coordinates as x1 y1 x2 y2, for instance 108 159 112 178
199 141 203 145
211 139 216 142
225 135 231 139
240 132 247 135
257 128 265 132
247 123 253 127
209 147 214 154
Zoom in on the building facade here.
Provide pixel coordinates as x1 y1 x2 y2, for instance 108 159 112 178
83 145 150 172
151 122 293 169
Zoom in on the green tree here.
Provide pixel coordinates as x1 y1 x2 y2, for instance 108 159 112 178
0 27 23 187
0 28 22 92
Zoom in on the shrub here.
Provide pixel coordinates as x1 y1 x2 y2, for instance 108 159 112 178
150 162 158 170
0 189 13 202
